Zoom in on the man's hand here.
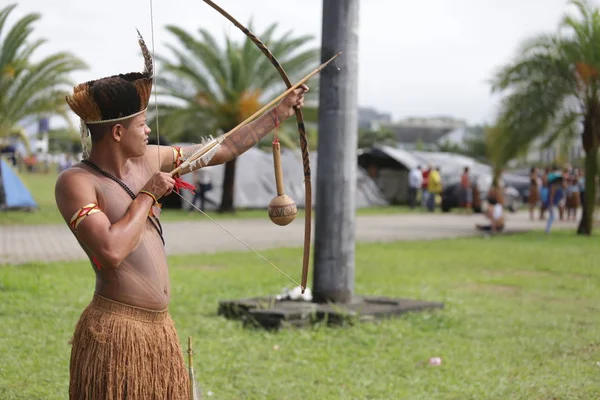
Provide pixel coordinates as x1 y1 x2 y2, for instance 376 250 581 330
275 84 309 119
141 172 176 200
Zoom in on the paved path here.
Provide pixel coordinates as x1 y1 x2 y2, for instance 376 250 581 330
0 211 578 265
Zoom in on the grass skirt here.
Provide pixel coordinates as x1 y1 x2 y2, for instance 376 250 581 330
69 293 190 400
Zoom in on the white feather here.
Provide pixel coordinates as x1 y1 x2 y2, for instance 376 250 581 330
199 143 220 166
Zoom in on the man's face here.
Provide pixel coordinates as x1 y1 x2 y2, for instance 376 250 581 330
119 112 151 157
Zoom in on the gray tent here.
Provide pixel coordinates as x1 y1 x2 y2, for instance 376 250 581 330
357 145 420 204
358 145 495 204
177 146 388 211
357 145 529 206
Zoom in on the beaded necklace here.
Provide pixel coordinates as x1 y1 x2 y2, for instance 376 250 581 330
82 159 165 245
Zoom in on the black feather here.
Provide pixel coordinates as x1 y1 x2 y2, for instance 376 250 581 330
136 28 153 78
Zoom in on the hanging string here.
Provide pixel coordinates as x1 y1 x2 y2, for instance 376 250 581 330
172 190 302 287
271 108 280 144
145 0 300 288
148 0 194 193
149 0 161 167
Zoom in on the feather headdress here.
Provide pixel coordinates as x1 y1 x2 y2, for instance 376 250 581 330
66 29 154 158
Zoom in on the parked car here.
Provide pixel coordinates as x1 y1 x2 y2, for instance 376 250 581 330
502 172 530 204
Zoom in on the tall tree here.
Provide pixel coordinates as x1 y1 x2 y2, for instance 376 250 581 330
357 128 397 149
154 22 319 212
0 3 87 140
488 0 600 235
312 0 360 303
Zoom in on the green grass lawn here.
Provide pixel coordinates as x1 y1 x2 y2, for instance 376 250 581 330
1 231 599 399
0 170 417 225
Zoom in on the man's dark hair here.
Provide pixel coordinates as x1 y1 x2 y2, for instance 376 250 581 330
88 118 133 144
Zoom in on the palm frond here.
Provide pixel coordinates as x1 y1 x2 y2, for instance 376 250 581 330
539 108 582 149
0 4 18 41
0 12 40 68
0 3 87 138
164 25 228 88
486 0 600 168
156 19 320 142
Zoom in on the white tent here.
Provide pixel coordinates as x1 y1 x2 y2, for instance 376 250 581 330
176 147 388 211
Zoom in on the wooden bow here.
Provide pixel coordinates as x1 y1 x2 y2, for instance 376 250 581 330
202 0 316 293
170 55 340 179
165 53 340 293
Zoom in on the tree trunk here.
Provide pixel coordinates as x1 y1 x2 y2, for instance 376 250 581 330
577 148 597 235
219 158 237 213
577 100 600 235
312 0 360 304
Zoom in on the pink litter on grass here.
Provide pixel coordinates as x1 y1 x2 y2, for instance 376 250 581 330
429 357 442 366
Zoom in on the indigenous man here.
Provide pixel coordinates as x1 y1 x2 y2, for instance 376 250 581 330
55 32 307 399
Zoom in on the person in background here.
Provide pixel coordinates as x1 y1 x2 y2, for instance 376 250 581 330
578 167 586 215
460 166 472 212
191 166 213 211
566 169 581 221
426 166 442 212
544 168 564 234
557 166 570 221
528 166 540 220
476 178 505 234
408 165 422 209
421 165 431 208
539 167 550 220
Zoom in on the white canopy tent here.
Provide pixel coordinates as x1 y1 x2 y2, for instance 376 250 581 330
175 146 389 211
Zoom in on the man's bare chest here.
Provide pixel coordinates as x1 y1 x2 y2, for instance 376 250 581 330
96 177 146 220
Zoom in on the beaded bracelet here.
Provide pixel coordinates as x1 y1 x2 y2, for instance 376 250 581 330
138 190 162 217
138 190 159 205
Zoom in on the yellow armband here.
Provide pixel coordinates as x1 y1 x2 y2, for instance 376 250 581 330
172 146 184 169
69 203 102 232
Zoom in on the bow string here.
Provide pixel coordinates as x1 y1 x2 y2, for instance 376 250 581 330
146 0 305 289
202 0 313 294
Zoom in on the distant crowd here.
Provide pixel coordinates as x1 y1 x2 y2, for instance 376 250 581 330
407 162 594 235
408 164 506 233
407 165 443 212
528 164 588 233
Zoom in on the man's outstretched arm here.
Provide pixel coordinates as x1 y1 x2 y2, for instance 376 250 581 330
155 85 307 174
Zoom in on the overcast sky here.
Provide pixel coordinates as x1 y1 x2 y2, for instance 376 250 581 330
9 0 590 126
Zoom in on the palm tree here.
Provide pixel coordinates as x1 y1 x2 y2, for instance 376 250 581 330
488 0 600 235
0 4 87 140
154 22 319 212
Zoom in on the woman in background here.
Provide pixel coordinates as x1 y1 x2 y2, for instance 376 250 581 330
191 167 213 211
566 170 581 221
528 167 540 220
539 167 550 220
544 171 564 234
476 179 505 234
